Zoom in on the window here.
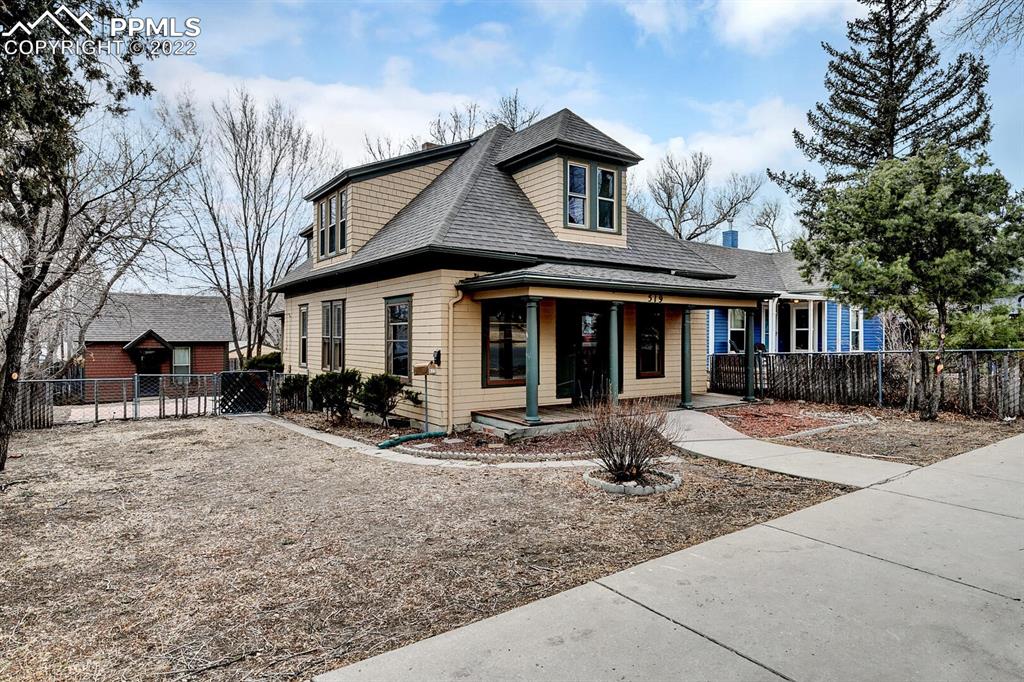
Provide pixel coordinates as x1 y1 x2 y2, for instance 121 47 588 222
850 308 862 351
636 305 664 378
299 305 308 367
318 202 326 258
386 295 411 380
793 304 810 351
321 300 345 370
484 300 527 387
567 163 588 227
597 168 616 230
337 191 347 250
327 194 337 254
728 309 746 353
172 346 191 376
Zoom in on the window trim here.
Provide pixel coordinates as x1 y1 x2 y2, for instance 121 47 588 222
327 193 337 255
298 304 308 367
482 299 528 388
317 203 327 259
337 190 347 251
565 161 589 228
321 300 345 371
635 304 665 379
596 166 618 232
172 345 191 375
728 308 746 354
850 307 863 352
385 294 412 383
791 302 812 353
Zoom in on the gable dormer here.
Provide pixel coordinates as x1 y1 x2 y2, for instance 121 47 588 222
496 109 641 249
304 141 468 269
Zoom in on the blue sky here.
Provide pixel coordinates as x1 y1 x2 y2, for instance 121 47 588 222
143 0 1023 250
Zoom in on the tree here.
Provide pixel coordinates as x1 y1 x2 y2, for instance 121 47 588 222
646 150 762 241
944 305 1024 348
483 89 541 131
793 145 1024 420
356 373 421 426
0 0 160 470
162 89 337 366
948 0 1024 52
751 199 793 252
770 0 991 222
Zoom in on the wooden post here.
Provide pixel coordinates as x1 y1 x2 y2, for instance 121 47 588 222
524 297 541 424
680 307 693 408
743 307 756 401
608 301 621 404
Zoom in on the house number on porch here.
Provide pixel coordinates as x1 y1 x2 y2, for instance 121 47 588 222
647 294 664 303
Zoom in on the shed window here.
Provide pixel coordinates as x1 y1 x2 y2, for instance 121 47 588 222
299 305 308 367
321 300 344 370
386 296 411 380
636 305 664 378
567 163 588 227
172 346 191 376
484 300 527 387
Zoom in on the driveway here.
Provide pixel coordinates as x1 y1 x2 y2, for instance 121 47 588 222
318 434 1024 681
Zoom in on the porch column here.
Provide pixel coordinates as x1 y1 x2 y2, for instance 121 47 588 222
608 301 621 404
679 306 693 408
525 296 541 424
744 306 757 402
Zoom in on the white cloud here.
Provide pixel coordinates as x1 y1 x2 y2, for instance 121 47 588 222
621 0 690 43
714 0 861 53
429 22 518 67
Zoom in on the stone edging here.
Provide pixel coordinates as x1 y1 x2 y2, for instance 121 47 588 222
582 469 682 496
392 444 592 461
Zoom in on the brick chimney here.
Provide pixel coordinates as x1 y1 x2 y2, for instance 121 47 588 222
421 141 440 151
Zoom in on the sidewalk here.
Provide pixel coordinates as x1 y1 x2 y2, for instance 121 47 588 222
665 409 918 487
317 434 1024 682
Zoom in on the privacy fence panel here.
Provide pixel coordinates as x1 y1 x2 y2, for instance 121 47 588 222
710 350 1024 419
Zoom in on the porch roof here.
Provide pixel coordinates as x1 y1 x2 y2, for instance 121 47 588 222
457 263 777 300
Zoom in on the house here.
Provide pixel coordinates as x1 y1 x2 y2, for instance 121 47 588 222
693 231 884 356
270 109 780 432
81 293 232 396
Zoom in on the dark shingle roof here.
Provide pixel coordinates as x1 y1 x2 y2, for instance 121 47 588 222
494 109 641 166
85 293 232 343
679 240 827 295
272 127 728 291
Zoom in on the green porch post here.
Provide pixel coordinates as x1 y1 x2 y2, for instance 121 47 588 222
680 307 693 408
743 306 757 402
608 301 621 404
525 296 541 424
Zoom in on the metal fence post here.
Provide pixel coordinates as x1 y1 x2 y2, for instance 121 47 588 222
133 374 140 419
877 352 884 407
94 379 99 424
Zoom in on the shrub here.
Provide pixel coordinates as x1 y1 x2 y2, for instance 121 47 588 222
357 373 421 426
310 369 362 421
244 351 283 372
580 398 673 482
278 374 308 410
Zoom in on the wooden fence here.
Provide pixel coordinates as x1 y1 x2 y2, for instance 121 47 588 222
710 350 1024 418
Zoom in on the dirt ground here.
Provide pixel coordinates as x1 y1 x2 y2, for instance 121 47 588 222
1 417 843 680
711 401 1024 466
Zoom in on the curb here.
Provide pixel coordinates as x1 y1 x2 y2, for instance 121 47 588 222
582 469 682 496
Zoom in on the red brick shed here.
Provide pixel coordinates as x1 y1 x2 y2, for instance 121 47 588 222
82 293 232 394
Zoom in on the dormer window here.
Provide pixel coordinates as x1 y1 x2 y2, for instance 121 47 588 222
317 190 348 260
337 190 347 250
597 168 616 230
567 162 588 227
318 202 327 258
327 194 337 254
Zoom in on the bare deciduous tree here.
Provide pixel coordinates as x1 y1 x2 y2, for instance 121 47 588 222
162 88 338 366
362 132 422 162
428 101 482 144
484 89 542 131
751 199 792 252
646 151 763 241
948 0 1024 50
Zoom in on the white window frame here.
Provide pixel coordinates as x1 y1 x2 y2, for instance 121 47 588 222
566 162 589 228
172 346 191 376
337 190 347 251
298 304 308 367
596 166 617 231
850 307 863 352
327 193 337 255
728 308 746 353
317 202 327 259
791 301 812 353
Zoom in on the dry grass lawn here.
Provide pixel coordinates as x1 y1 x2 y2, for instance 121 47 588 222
1 417 843 680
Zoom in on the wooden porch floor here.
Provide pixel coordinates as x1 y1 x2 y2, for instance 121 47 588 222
472 392 745 427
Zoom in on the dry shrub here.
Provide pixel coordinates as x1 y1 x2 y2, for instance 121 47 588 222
581 397 675 482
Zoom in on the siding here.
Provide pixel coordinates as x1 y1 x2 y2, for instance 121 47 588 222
826 301 838 352
82 341 227 401
839 304 851 352
864 314 883 351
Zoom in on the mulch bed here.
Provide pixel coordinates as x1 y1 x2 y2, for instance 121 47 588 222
711 400 1024 466
1 417 845 680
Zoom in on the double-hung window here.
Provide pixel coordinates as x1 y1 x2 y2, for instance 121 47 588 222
597 168 616 230
386 295 411 380
484 300 527 387
567 163 588 227
321 300 345 370
636 305 664 378
172 346 191 380
793 304 811 351
728 309 746 353
337 191 347 251
318 203 327 258
299 305 308 367
850 308 862 351
327 195 337 254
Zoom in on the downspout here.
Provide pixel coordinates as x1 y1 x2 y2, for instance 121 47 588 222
446 288 465 434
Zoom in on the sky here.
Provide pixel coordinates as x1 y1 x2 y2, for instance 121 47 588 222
140 0 1023 251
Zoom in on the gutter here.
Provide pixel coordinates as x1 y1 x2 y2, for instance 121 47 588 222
446 288 464 434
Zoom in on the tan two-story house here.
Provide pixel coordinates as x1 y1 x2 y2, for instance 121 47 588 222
270 109 774 432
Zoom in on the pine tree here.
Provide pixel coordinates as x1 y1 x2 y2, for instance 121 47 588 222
771 0 992 198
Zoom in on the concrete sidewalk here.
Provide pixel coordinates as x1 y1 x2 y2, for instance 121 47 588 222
666 409 918 487
317 434 1024 682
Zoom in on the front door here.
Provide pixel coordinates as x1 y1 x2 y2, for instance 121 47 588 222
556 302 620 405
135 350 165 396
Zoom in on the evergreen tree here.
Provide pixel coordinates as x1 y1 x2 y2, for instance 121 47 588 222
771 0 992 214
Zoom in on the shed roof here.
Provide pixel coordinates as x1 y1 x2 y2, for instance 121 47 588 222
84 293 232 344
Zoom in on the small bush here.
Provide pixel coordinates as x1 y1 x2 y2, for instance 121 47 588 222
310 369 362 421
278 374 308 410
357 373 421 426
244 351 283 372
581 398 674 482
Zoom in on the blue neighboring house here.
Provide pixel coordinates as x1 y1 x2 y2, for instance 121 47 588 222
689 229 884 356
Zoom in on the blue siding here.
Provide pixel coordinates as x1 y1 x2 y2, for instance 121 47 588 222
863 314 883 351
713 309 728 353
839 305 851 352
753 313 762 349
825 301 838 352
